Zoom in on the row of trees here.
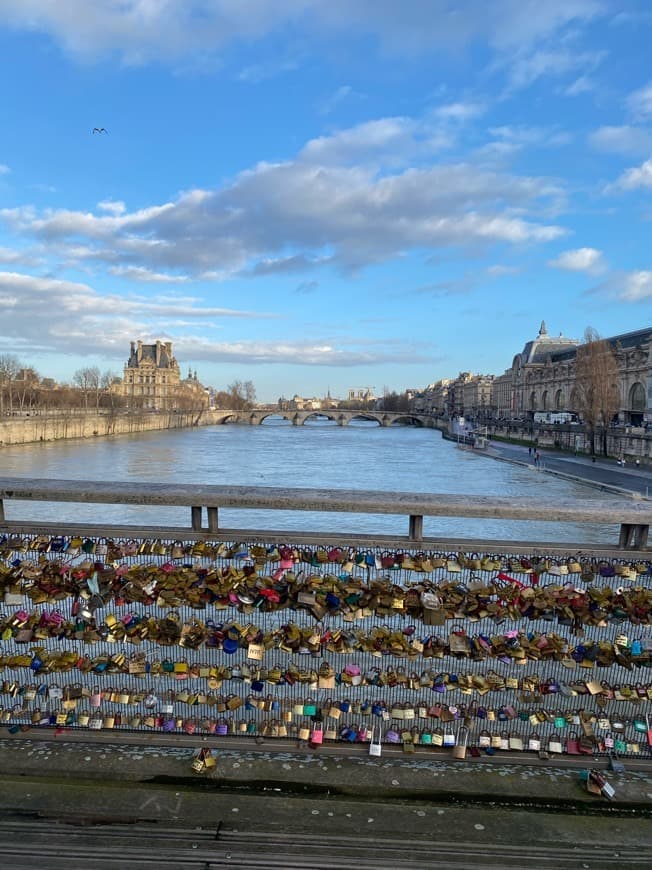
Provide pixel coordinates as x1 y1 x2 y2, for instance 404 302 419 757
212 380 257 411
0 356 123 415
0 354 259 416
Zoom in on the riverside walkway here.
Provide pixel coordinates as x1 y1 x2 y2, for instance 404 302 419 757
486 440 652 500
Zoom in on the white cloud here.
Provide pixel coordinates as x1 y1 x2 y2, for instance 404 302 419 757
109 265 190 283
487 264 520 276
0 268 436 365
432 102 486 123
97 199 126 215
564 75 593 95
502 47 606 92
486 125 572 148
589 125 652 157
0 0 603 68
620 271 652 301
612 158 652 191
237 57 301 84
627 82 652 119
300 117 418 165
0 117 566 278
548 247 606 274
0 246 33 265
0 164 10 175
318 85 355 115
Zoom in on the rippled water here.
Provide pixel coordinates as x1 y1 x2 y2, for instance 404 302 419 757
0 417 620 544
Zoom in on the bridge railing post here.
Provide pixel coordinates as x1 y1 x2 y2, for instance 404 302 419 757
619 522 649 549
207 506 219 533
191 506 203 531
408 514 423 542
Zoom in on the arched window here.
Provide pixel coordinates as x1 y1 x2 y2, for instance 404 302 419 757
569 389 578 412
541 390 548 411
555 389 564 411
629 382 646 411
529 391 536 411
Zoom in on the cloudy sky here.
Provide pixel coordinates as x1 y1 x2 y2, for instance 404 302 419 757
0 1 651 400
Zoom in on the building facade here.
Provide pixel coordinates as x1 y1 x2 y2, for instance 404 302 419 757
411 321 652 426
120 340 208 411
510 323 651 426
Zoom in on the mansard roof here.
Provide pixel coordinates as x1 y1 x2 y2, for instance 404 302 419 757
548 325 652 364
126 341 176 369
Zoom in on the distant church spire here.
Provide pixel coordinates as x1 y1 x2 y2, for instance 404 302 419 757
538 320 547 337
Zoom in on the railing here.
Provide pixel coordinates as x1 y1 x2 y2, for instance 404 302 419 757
0 477 650 552
0 479 651 760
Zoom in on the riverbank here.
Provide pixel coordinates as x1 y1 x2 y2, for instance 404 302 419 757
0 410 219 447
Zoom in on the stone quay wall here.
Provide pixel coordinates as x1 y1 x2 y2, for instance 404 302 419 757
0 410 218 447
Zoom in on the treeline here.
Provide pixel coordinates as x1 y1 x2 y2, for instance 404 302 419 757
212 380 257 410
0 356 124 415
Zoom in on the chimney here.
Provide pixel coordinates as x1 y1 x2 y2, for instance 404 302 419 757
155 340 161 367
137 340 142 361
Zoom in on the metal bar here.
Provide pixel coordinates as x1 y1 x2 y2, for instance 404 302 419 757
191 506 202 531
0 476 649 526
619 523 631 548
408 514 423 542
634 524 649 549
207 506 219 533
0 519 649 557
0 499 4 523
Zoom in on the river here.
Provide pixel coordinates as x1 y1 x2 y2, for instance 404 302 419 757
0 417 619 544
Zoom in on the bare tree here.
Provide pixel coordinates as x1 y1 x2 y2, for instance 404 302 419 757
14 367 39 412
0 354 21 415
72 366 100 411
574 327 620 456
100 370 120 410
227 380 257 410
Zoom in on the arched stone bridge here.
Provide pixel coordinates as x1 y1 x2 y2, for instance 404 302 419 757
206 409 436 427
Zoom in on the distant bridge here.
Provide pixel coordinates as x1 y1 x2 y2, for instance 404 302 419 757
206 408 437 427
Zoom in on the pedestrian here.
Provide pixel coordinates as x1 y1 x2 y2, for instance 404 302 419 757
635 459 640 468
528 446 532 457
534 450 540 467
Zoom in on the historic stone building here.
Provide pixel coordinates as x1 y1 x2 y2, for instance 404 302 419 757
510 322 652 426
120 340 208 411
411 322 652 426
510 322 580 419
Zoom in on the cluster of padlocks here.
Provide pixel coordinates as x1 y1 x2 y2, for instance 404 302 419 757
0 533 650 756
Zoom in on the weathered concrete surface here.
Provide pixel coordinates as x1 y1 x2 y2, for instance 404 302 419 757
1 737 650 808
1 475 650 524
0 738 650 869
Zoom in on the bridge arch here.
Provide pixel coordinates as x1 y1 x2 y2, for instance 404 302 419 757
255 411 294 425
301 411 341 425
345 413 383 426
386 414 425 427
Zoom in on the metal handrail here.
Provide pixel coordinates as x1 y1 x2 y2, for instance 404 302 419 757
0 476 649 551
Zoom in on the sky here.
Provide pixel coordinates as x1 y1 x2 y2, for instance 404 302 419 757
0 1 651 402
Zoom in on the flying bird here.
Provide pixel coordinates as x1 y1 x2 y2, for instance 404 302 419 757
92 127 108 134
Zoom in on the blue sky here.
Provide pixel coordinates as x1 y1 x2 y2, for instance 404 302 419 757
1 1 651 402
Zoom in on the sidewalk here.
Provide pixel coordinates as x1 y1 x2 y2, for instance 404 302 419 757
487 441 652 500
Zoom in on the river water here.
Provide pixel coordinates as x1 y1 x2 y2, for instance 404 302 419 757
0 417 620 544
